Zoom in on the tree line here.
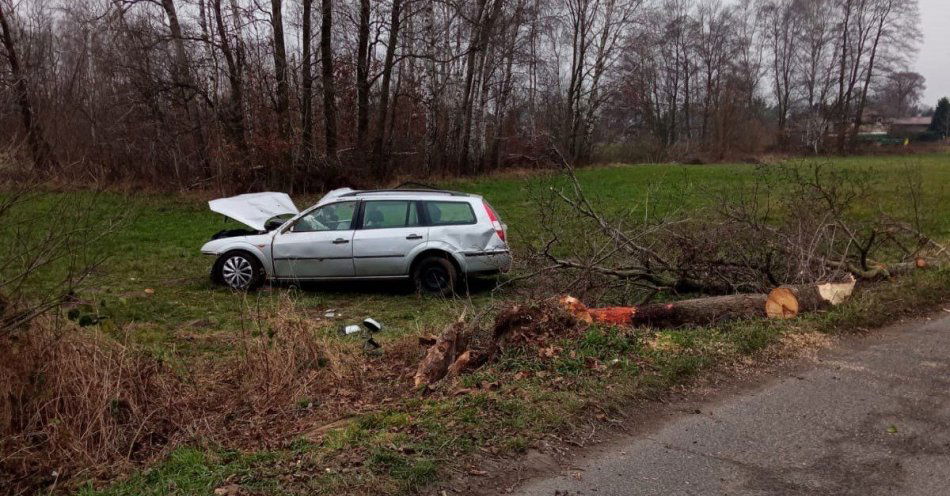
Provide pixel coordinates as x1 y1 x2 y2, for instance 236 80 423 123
0 0 925 190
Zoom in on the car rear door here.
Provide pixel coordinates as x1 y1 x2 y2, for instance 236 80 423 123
271 201 358 278
352 200 428 276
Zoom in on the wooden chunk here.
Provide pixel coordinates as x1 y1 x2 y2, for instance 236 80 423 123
413 321 463 388
766 277 856 319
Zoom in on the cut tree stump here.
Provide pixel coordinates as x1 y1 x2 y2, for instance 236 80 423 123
765 277 856 319
413 301 583 388
413 320 463 388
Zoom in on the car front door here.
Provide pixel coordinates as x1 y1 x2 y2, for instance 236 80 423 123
272 201 358 279
352 200 428 276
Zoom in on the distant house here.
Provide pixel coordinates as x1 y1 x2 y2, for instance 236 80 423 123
856 110 885 134
889 117 931 138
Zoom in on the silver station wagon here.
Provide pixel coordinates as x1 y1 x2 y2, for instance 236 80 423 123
200 188 511 293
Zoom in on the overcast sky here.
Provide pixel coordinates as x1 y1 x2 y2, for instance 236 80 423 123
917 0 949 107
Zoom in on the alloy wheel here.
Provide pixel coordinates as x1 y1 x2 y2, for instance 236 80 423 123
222 255 254 289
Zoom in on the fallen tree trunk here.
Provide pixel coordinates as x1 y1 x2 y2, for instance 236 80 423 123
765 278 856 319
632 294 769 327
561 294 768 328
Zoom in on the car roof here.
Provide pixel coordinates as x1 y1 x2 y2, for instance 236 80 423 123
340 189 479 200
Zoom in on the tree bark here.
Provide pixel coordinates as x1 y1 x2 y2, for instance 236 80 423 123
630 294 769 327
212 0 247 151
0 3 57 171
371 0 403 175
422 0 440 173
300 0 315 160
457 0 490 174
836 0 853 153
581 0 620 161
160 0 189 90
851 5 890 144
271 0 290 138
160 0 212 177
854 258 928 280
320 0 338 158
566 0 591 160
355 0 371 149
489 9 521 170
471 39 492 171
562 294 770 328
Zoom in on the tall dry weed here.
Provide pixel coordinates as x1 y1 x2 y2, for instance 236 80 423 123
1 295 419 494
0 316 184 493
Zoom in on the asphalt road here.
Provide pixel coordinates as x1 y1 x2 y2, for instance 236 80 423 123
513 312 950 496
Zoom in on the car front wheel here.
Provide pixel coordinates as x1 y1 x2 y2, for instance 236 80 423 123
213 251 263 290
413 256 458 296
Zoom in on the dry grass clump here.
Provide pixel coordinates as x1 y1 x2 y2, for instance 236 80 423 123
0 316 184 492
192 297 420 445
0 296 423 494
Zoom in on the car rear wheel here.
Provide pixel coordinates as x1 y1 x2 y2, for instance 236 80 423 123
413 256 457 295
213 251 263 290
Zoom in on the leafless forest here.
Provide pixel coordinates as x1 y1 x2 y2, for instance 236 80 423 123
0 0 923 190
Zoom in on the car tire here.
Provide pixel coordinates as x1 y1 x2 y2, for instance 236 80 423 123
413 256 458 296
213 251 264 291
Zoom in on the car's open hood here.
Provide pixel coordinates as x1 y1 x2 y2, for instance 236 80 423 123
208 192 299 231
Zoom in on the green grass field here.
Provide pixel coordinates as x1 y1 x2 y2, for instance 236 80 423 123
3 152 950 495
7 152 949 352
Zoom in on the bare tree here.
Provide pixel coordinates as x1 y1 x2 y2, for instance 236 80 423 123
320 0 337 158
271 0 290 138
850 0 921 143
761 0 798 146
0 1 56 171
874 71 926 118
212 0 248 152
301 0 315 159
0 0 925 188
355 0 371 149
372 0 404 174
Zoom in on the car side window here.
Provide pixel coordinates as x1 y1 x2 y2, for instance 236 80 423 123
291 201 357 232
361 200 421 229
424 201 476 226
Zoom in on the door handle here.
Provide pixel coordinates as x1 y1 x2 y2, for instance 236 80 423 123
332 238 350 244
406 234 423 240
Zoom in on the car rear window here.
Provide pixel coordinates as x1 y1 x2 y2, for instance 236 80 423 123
424 201 476 226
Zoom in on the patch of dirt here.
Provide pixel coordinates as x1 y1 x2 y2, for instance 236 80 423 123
772 330 835 360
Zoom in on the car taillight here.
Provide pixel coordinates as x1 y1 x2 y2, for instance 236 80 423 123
483 201 506 242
